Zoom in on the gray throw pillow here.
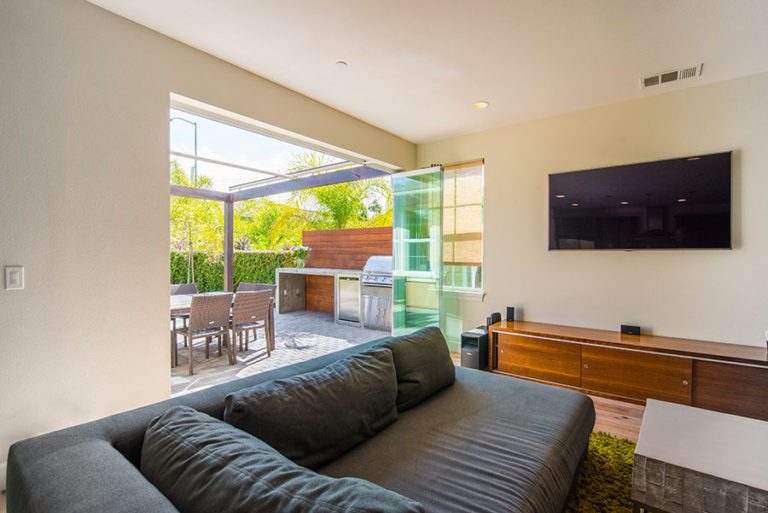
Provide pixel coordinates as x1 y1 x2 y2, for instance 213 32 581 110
141 406 424 513
383 327 456 411
224 347 398 469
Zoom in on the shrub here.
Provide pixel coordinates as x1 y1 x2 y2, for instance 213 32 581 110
171 250 300 292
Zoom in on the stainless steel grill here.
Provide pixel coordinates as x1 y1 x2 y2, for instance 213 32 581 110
361 256 393 287
361 256 393 331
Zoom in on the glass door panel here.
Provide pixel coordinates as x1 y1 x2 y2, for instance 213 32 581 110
391 167 443 336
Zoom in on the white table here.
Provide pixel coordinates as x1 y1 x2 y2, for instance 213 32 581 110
632 399 768 513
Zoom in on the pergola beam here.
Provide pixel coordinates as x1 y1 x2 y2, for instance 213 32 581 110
171 165 391 293
170 150 285 178
228 160 353 191
170 184 232 202
232 165 388 201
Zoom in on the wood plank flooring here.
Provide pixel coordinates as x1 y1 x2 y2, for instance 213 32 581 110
591 394 645 442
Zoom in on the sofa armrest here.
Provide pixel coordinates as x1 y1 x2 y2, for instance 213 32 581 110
7 436 178 513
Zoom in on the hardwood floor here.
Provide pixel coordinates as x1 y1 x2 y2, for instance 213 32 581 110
591 394 645 442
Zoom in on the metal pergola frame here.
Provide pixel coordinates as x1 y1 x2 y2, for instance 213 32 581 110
169 99 397 291
171 164 391 291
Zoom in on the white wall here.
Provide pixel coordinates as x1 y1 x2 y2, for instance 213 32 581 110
419 72 768 348
0 0 414 487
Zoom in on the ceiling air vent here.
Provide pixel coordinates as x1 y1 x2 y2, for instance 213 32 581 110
641 63 703 89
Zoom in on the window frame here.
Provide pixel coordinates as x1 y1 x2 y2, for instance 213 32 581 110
441 159 484 296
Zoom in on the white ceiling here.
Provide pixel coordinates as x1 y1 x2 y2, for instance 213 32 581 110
88 0 768 144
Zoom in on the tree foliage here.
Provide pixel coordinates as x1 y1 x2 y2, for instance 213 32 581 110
170 152 392 256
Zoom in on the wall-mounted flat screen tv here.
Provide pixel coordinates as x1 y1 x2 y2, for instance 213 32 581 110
549 152 732 250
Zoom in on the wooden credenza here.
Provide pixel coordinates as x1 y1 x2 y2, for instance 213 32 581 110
489 321 768 421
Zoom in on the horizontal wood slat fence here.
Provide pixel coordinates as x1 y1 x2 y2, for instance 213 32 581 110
302 227 392 314
303 227 392 270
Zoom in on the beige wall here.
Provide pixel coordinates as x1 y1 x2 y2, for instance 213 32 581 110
0 0 414 487
419 72 768 348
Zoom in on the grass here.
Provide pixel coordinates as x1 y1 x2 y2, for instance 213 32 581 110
565 432 636 513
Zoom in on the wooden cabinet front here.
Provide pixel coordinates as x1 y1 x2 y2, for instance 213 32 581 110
581 346 692 404
693 361 768 421
496 334 581 386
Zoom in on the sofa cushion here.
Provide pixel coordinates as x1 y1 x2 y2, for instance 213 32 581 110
383 327 456 411
319 367 596 513
224 347 398 469
141 406 424 513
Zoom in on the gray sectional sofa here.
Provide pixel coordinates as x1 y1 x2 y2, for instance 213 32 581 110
7 328 595 513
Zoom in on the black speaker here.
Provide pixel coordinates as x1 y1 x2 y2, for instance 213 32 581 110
486 312 501 330
506 307 515 322
621 324 641 335
461 327 488 370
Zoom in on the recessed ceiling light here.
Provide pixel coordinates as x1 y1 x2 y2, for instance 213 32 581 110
620 201 629 205
571 203 579 207
687 157 701 161
677 198 687 202
471 101 490 110
555 194 566 199
336 60 348 67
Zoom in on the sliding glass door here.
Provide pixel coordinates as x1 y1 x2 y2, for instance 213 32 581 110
391 167 443 336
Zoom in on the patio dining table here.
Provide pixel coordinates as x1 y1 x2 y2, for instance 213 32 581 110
170 291 229 315
170 291 276 352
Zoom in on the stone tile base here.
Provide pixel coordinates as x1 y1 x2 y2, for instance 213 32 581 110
633 455 768 513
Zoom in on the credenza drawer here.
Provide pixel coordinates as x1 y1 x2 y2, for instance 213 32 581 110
581 346 692 405
497 333 581 386
693 361 768 420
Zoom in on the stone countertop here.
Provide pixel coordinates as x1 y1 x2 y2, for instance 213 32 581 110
276 267 362 276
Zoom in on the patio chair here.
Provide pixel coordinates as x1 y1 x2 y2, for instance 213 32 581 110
170 283 197 342
231 290 273 357
236 283 276 351
170 283 198 295
173 293 233 375
236 282 275 297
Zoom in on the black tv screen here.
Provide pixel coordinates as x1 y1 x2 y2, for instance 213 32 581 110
549 152 732 250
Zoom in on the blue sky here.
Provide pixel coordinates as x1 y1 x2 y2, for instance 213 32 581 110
169 108 342 192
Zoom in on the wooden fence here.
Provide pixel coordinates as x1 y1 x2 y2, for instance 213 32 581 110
302 227 392 314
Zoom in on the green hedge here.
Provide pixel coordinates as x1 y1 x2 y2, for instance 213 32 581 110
171 250 300 292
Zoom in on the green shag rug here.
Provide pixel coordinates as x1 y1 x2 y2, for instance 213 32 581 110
564 432 636 513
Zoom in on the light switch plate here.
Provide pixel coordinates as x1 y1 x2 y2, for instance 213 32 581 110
5 266 24 290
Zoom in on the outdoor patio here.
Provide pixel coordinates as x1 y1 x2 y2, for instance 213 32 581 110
171 310 388 395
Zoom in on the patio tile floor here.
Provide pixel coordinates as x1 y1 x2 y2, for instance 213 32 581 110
171 311 387 396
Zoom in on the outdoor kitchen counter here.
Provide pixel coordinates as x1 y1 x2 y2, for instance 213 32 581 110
275 267 363 322
276 267 362 277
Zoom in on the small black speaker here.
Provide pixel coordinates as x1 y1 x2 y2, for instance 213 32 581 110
506 307 515 322
485 312 501 328
621 324 641 335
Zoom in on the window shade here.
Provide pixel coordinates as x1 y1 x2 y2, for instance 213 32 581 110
443 160 483 267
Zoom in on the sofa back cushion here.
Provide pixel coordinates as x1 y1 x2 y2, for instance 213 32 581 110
383 327 456 411
224 347 398 469
141 406 424 513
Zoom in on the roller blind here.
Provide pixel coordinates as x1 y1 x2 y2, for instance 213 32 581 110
443 160 483 285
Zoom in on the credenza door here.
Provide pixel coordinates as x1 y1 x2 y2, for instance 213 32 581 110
581 346 692 404
496 334 581 386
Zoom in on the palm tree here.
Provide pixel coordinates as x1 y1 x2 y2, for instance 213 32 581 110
287 152 392 230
